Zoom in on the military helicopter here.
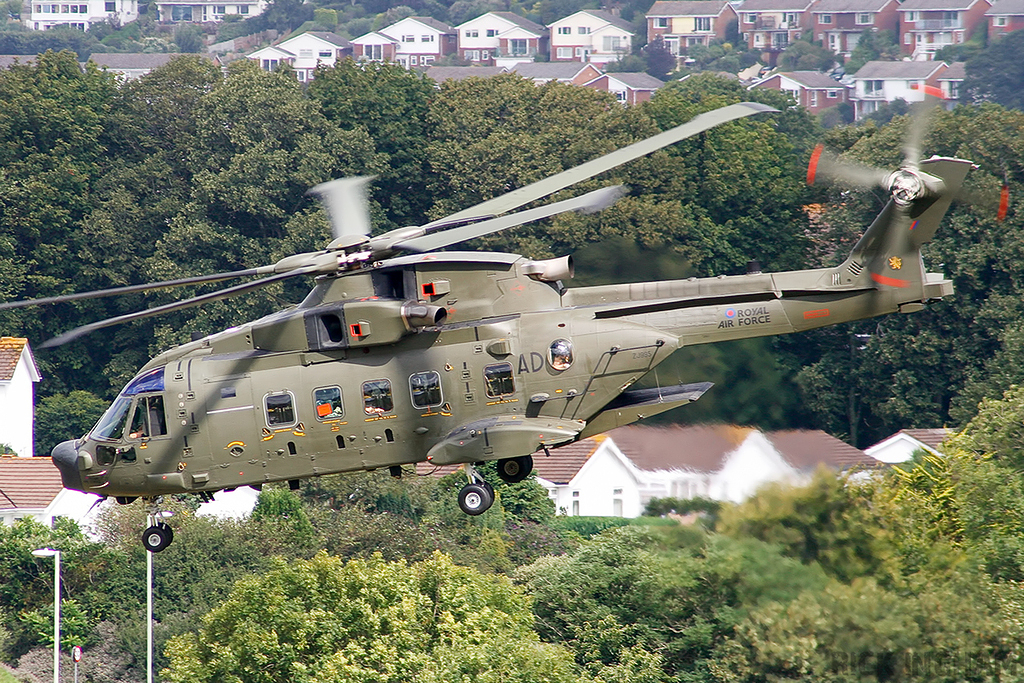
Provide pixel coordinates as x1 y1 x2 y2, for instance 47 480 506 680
6 100 974 552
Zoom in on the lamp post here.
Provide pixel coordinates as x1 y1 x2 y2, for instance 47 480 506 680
32 548 61 683
146 511 172 683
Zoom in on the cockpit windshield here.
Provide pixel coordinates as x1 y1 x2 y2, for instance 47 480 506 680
91 397 132 441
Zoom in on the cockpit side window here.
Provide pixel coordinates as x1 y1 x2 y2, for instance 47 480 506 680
129 396 168 439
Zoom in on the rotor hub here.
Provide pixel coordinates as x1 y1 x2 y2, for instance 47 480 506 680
888 169 926 206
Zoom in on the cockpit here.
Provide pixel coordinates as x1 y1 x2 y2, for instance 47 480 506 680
86 367 169 469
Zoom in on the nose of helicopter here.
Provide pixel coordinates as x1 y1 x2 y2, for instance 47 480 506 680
51 439 84 491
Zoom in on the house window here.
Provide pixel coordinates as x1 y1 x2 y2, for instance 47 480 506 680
402 34 414 42
577 26 590 34
695 16 711 31
296 71 306 82
556 46 572 58
409 55 418 65
239 4 248 13
318 50 332 57
820 13 832 23
261 58 278 70
421 34 433 41
421 55 434 64
753 33 763 46
509 38 527 55
171 4 191 19
905 11 917 21
465 29 477 37
904 32 912 43
865 79 883 93
104 0 114 10
486 28 497 36
362 379 394 416
483 363 515 398
784 12 798 24
364 44 383 60
653 17 667 27
947 81 959 98
313 386 344 420
810 91 818 106
466 49 479 60
265 392 297 428
746 13 756 22
856 12 872 24
827 89 838 98
602 35 625 51
574 46 588 56
995 16 1007 25
615 90 627 102
213 4 224 12
409 371 443 409
481 50 489 59
557 26 570 34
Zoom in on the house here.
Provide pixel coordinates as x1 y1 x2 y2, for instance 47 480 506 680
898 0 992 60
87 53 200 79
739 0 817 61
25 0 136 31
424 65 507 81
865 428 951 463
645 0 739 57
0 56 35 68
583 71 665 104
810 0 900 58
248 32 352 82
511 61 603 85
937 60 965 102
0 456 101 528
417 424 873 516
154 0 265 22
351 31 400 63
548 10 636 67
378 16 458 68
850 59 948 118
0 338 40 459
751 70 850 113
456 11 548 68
986 0 1024 36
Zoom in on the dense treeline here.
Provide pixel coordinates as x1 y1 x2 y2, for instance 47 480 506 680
5 51 1024 453
7 389 1024 682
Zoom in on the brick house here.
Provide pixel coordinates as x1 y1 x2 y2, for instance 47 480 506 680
810 0 900 58
584 72 665 104
898 0 992 60
646 0 738 56
751 70 850 113
456 11 548 68
986 0 1024 36
739 0 818 62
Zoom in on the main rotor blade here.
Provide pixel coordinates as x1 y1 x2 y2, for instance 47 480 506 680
397 185 626 253
307 176 374 239
41 267 315 349
0 268 263 312
427 102 777 228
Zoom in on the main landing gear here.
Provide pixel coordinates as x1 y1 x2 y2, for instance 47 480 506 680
456 454 534 516
141 498 173 553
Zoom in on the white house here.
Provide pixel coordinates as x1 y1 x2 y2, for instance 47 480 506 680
25 0 136 31
352 31 400 63
377 16 458 68
456 11 548 68
865 428 951 463
0 456 101 529
0 338 40 458
850 59 949 119
155 0 266 22
248 31 353 82
548 10 635 67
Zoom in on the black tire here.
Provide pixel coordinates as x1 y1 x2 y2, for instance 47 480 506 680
141 524 172 553
458 482 494 516
496 454 533 484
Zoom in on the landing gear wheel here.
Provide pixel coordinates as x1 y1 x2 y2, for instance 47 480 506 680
458 482 494 516
496 455 533 484
142 523 173 553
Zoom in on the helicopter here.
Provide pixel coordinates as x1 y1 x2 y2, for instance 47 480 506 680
5 100 974 552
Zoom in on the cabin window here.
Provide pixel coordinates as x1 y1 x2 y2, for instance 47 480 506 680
265 391 297 427
313 386 344 420
483 363 515 398
92 397 132 441
128 396 167 438
363 379 394 415
548 339 574 370
409 371 443 409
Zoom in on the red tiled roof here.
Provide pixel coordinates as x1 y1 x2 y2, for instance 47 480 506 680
765 429 874 471
606 424 754 471
898 428 952 449
0 457 63 510
0 337 31 381
534 436 604 484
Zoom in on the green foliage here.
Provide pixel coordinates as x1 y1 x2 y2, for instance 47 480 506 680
964 29 1024 109
844 29 898 73
776 40 837 72
644 496 720 518
173 23 204 53
33 389 107 458
163 551 585 683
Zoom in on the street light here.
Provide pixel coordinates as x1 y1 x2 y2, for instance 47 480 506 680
146 511 172 683
32 548 61 683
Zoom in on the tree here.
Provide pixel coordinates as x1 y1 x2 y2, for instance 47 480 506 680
173 23 204 53
844 29 898 73
33 390 108 459
163 552 587 683
643 36 674 80
963 30 1024 109
776 40 837 72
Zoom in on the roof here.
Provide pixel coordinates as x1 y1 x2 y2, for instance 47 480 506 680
895 427 952 449
512 61 598 79
780 70 846 88
302 31 352 48
0 55 35 68
741 0 816 11
551 9 636 32
987 0 1024 13
606 72 666 89
811 0 894 11
0 337 39 382
764 430 876 471
87 53 185 70
647 0 731 16
605 424 754 471
939 61 966 79
853 60 947 79
490 11 547 32
408 16 454 32
898 0 986 10
0 457 62 511
425 66 507 81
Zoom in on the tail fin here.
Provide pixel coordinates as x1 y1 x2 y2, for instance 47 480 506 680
844 157 972 304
